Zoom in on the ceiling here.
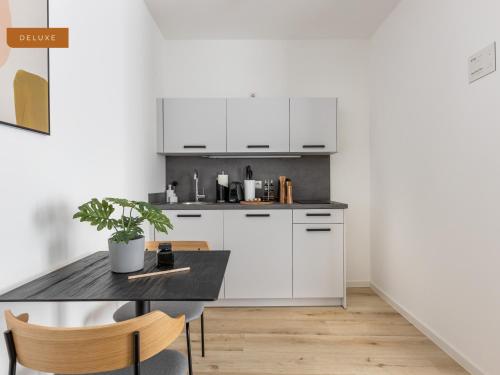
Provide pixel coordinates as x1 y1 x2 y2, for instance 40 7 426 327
145 0 401 40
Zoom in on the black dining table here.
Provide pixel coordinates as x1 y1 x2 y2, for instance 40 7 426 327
0 251 230 316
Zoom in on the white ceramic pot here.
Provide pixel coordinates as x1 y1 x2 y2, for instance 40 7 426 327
108 236 145 273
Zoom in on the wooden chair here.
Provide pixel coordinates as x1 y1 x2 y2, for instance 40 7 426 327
145 241 210 252
114 240 210 375
3 309 187 375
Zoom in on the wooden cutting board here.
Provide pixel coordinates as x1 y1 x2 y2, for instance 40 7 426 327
239 201 274 205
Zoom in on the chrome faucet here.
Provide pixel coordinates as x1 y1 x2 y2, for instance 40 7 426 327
193 169 206 202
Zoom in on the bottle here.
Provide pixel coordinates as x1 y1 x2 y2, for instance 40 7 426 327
216 171 229 203
279 176 287 204
263 179 275 202
166 184 178 204
269 179 275 201
286 179 293 204
166 184 174 203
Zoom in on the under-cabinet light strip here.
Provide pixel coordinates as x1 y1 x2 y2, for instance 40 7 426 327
204 155 302 159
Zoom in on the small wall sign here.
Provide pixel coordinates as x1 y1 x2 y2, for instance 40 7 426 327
469 42 496 83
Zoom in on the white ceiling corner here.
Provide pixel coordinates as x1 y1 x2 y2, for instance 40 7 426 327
145 0 401 40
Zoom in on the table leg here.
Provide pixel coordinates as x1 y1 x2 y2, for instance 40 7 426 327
135 301 151 316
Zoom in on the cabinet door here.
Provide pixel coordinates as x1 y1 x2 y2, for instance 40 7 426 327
156 210 225 298
157 98 164 153
224 210 292 299
163 98 226 153
293 224 343 298
290 98 337 153
227 98 289 153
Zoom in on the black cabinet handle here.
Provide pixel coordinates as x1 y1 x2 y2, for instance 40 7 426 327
183 145 207 149
306 228 331 232
247 145 270 149
177 214 202 218
306 213 331 217
303 145 326 149
245 213 270 217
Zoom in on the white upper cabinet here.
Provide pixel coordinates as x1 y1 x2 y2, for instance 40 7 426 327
290 98 337 153
162 98 227 153
226 98 290 153
158 97 338 154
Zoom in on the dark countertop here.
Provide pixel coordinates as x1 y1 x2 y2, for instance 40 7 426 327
152 201 348 210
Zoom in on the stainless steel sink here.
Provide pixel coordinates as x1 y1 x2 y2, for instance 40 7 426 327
181 201 211 205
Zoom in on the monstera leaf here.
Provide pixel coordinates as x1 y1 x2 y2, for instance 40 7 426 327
73 197 173 244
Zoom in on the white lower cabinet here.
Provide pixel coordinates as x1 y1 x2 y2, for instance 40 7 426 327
293 224 344 298
223 210 293 299
157 210 225 298
154 208 346 305
156 210 223 248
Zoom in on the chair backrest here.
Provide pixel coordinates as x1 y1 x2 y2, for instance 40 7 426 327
146 240 210 251
4 309 184 374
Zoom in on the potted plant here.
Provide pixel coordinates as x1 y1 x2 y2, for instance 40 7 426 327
73 198 173 273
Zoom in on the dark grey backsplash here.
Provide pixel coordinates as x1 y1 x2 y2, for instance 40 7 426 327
155 156 330 203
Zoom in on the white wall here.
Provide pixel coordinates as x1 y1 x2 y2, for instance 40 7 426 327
0 0 163 372
157 40 371 284
370 1 500 374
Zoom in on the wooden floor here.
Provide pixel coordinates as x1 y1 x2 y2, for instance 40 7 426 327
171 288 468 375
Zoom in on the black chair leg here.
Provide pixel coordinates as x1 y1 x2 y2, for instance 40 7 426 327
4 330 17 375
186 322 193 375
201 312 205 357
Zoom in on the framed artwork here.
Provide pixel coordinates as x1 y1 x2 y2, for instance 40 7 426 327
0 0 50 135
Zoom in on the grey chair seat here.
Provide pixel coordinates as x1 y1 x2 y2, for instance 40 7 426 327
63 350 187 375
114 301 204 323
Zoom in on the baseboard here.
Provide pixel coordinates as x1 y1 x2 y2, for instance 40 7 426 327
207 298 343 307
346 280 370 287
370 282 484 375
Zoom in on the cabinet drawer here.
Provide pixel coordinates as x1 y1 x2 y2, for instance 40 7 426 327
293 209 343 224
293 224 343 298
